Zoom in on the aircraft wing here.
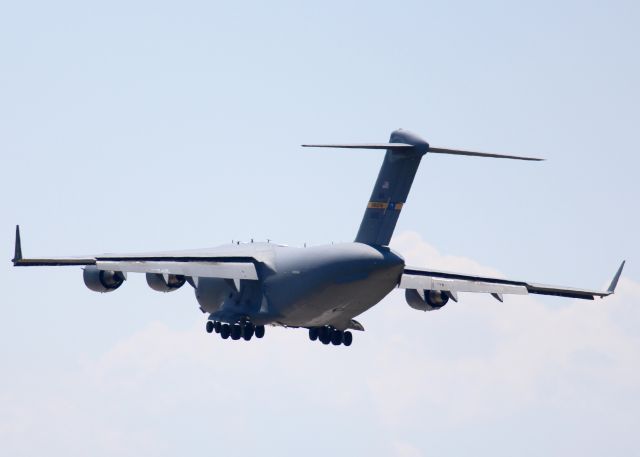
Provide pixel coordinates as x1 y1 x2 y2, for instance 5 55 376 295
399 261 625 301
11 226 259 281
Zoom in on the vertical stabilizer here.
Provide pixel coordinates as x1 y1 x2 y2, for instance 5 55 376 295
302 129 536 246
355 129 428 246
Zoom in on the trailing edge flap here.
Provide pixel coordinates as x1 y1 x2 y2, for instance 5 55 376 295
399 274 528 295
96 261 258 281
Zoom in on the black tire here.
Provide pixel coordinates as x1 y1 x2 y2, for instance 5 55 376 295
343 331 353 347
318 326 329 342
220 324 230 339
231 325 242 340
254 325 265 339
242 323 255 341
214 321 222 333
331 330 343 346
205 321 214 334
309 327 319 341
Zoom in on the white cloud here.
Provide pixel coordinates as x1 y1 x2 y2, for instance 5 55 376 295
367 232 640 427
392 441 424 457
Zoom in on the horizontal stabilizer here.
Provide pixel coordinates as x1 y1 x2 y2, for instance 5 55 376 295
302 142 542 161
302 143 414 150
428 147 544 161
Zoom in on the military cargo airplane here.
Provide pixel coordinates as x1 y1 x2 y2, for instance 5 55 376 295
12 129 624 347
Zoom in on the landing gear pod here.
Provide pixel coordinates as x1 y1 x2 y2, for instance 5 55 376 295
194 277 234 313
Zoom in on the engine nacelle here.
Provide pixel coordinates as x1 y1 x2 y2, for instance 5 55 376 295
405 289 450 311
194 277 233 313
146 273 186 292
83 266 126 293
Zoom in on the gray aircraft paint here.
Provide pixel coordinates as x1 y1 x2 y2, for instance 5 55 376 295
355 130 427 245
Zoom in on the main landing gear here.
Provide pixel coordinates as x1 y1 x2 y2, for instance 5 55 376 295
308 326 352 347
206 320 265 342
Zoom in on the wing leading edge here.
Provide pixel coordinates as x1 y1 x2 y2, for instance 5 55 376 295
400 261 626 301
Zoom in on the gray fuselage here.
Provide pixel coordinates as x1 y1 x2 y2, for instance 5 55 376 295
202 242 405 330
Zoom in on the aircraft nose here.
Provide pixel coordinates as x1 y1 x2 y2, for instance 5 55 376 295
390 129 429 149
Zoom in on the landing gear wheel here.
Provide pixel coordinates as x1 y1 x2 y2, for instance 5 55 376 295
331 330 343 346
220 324 230 339
319 327 331 345
309 327 319 341
254 325 265 339
242 323 255 341
205 321 214 334
343 331 353 347
231 325 242 340
214 321 222 333
318 326 329 344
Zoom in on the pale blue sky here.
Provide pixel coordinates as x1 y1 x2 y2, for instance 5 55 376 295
1 1 639 456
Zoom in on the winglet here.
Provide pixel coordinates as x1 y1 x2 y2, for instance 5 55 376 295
12 225 22 265
607 260 626 294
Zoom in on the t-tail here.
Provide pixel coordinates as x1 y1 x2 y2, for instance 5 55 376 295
303 129 543 246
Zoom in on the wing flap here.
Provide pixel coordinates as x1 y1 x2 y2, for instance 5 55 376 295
96 260 258 280
399 274 528 295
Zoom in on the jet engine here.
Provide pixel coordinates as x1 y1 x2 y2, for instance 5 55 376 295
146 273 186 292
83 266 126 293
405 289 450 311
194 277 234 313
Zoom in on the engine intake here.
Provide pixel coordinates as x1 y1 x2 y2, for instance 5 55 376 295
405 289 450 311
83 266 126 293
146 273 186 292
